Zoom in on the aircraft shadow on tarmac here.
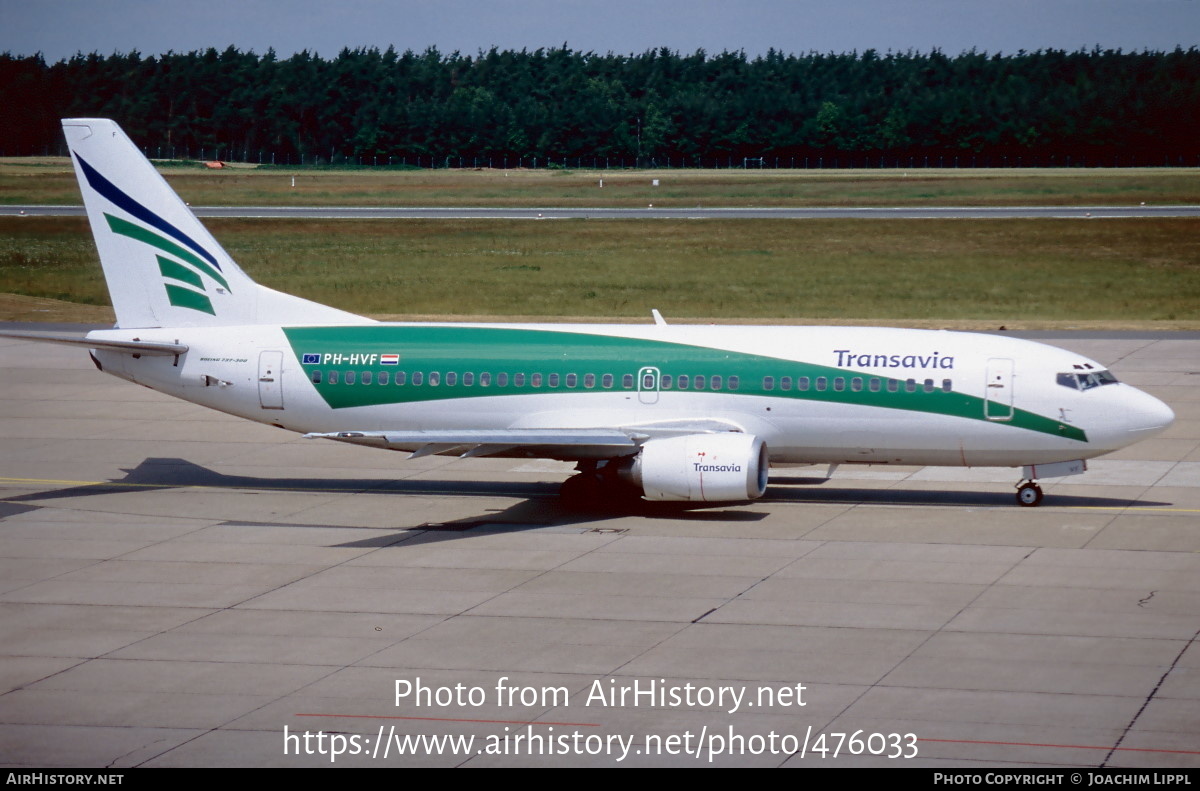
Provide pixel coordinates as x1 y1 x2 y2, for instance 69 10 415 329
0 458 1171 538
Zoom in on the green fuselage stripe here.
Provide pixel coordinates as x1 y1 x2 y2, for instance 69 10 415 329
282 326 1087 443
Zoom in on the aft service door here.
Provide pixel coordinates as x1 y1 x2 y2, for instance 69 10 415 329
258 350 285 410
638 366 661 405
984 358 1014 421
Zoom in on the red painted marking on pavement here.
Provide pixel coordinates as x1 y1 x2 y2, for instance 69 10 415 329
923 738 1200 756
296 712 600 727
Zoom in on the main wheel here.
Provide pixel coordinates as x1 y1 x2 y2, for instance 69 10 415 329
560 473 603 508
1016 482 1044 507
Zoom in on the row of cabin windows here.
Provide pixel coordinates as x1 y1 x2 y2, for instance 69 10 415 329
763 375 953 394
309 369 954 394
308 371 749 390
311 370 625 388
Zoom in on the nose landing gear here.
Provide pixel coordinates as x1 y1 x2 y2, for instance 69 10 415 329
1015 480 1044 507
1013 461 1086 507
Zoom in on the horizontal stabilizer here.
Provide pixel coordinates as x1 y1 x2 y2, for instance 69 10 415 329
0 331 187 356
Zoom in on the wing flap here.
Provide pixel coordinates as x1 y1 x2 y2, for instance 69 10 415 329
304 421 750 461
305 428 640 460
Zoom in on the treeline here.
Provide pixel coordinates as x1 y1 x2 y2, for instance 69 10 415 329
2 46 1198 166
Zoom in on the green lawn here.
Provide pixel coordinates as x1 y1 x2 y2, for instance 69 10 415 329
2 216 1196 326
2 158 1199 208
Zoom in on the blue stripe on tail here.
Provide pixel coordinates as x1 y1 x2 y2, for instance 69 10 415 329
74 152 222 272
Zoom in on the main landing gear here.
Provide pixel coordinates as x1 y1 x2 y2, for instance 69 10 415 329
560 460 636 508
1015 480 1044 507
560 468 603 506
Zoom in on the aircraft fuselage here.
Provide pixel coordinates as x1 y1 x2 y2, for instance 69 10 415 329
89 322 1174 469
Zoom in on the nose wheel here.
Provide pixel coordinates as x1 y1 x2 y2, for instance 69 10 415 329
1015 481 1044 507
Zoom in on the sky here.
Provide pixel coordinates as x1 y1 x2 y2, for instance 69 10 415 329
1 0 1197 62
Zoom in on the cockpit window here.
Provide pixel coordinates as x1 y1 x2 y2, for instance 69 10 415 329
1057 370 1120 391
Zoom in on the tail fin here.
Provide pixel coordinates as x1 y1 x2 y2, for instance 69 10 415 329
63 119 371 328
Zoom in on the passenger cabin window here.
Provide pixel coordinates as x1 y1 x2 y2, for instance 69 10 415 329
602 373 613 388
429 372 440 386
463 372 474 386
677 374 689 389
797 376 810 391
361 371 372 385
395 371 406 385
311 370 322 384
345 371 356 385
532 373 542 387
498 373 509 387
780 376 791 391
729 375 739 390
446 372 457 386
622 374 634 388
660 374 672 389
567 373 578 388
480 373 491 387
378 371 389 385
763 376 775 391
515 373 526 387
412 372 423 386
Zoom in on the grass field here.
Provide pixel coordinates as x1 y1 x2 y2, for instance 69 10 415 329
2 158 1200 208
2 216 1196 327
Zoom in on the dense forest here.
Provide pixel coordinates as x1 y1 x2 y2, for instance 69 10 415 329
2 46 1198 166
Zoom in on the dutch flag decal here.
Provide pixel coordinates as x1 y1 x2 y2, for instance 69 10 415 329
381 354 400 365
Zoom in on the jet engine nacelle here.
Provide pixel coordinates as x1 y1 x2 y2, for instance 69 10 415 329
623 433 769 502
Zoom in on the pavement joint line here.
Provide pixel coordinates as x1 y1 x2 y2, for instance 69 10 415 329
1101 625 1200 767
813 545 1038 767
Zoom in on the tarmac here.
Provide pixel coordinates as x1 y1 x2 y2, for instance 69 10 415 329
0 330 1197 767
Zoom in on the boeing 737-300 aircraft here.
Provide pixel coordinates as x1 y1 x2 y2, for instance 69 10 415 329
2 119 1177 507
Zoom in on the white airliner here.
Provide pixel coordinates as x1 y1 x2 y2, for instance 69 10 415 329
3 119 1176 507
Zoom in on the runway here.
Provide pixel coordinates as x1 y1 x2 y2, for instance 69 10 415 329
4 204 1200 219
0 330 1197 767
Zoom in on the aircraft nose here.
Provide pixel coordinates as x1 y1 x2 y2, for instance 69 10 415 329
1125 389 1175 437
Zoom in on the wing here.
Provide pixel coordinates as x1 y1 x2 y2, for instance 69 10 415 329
304 419 746 461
